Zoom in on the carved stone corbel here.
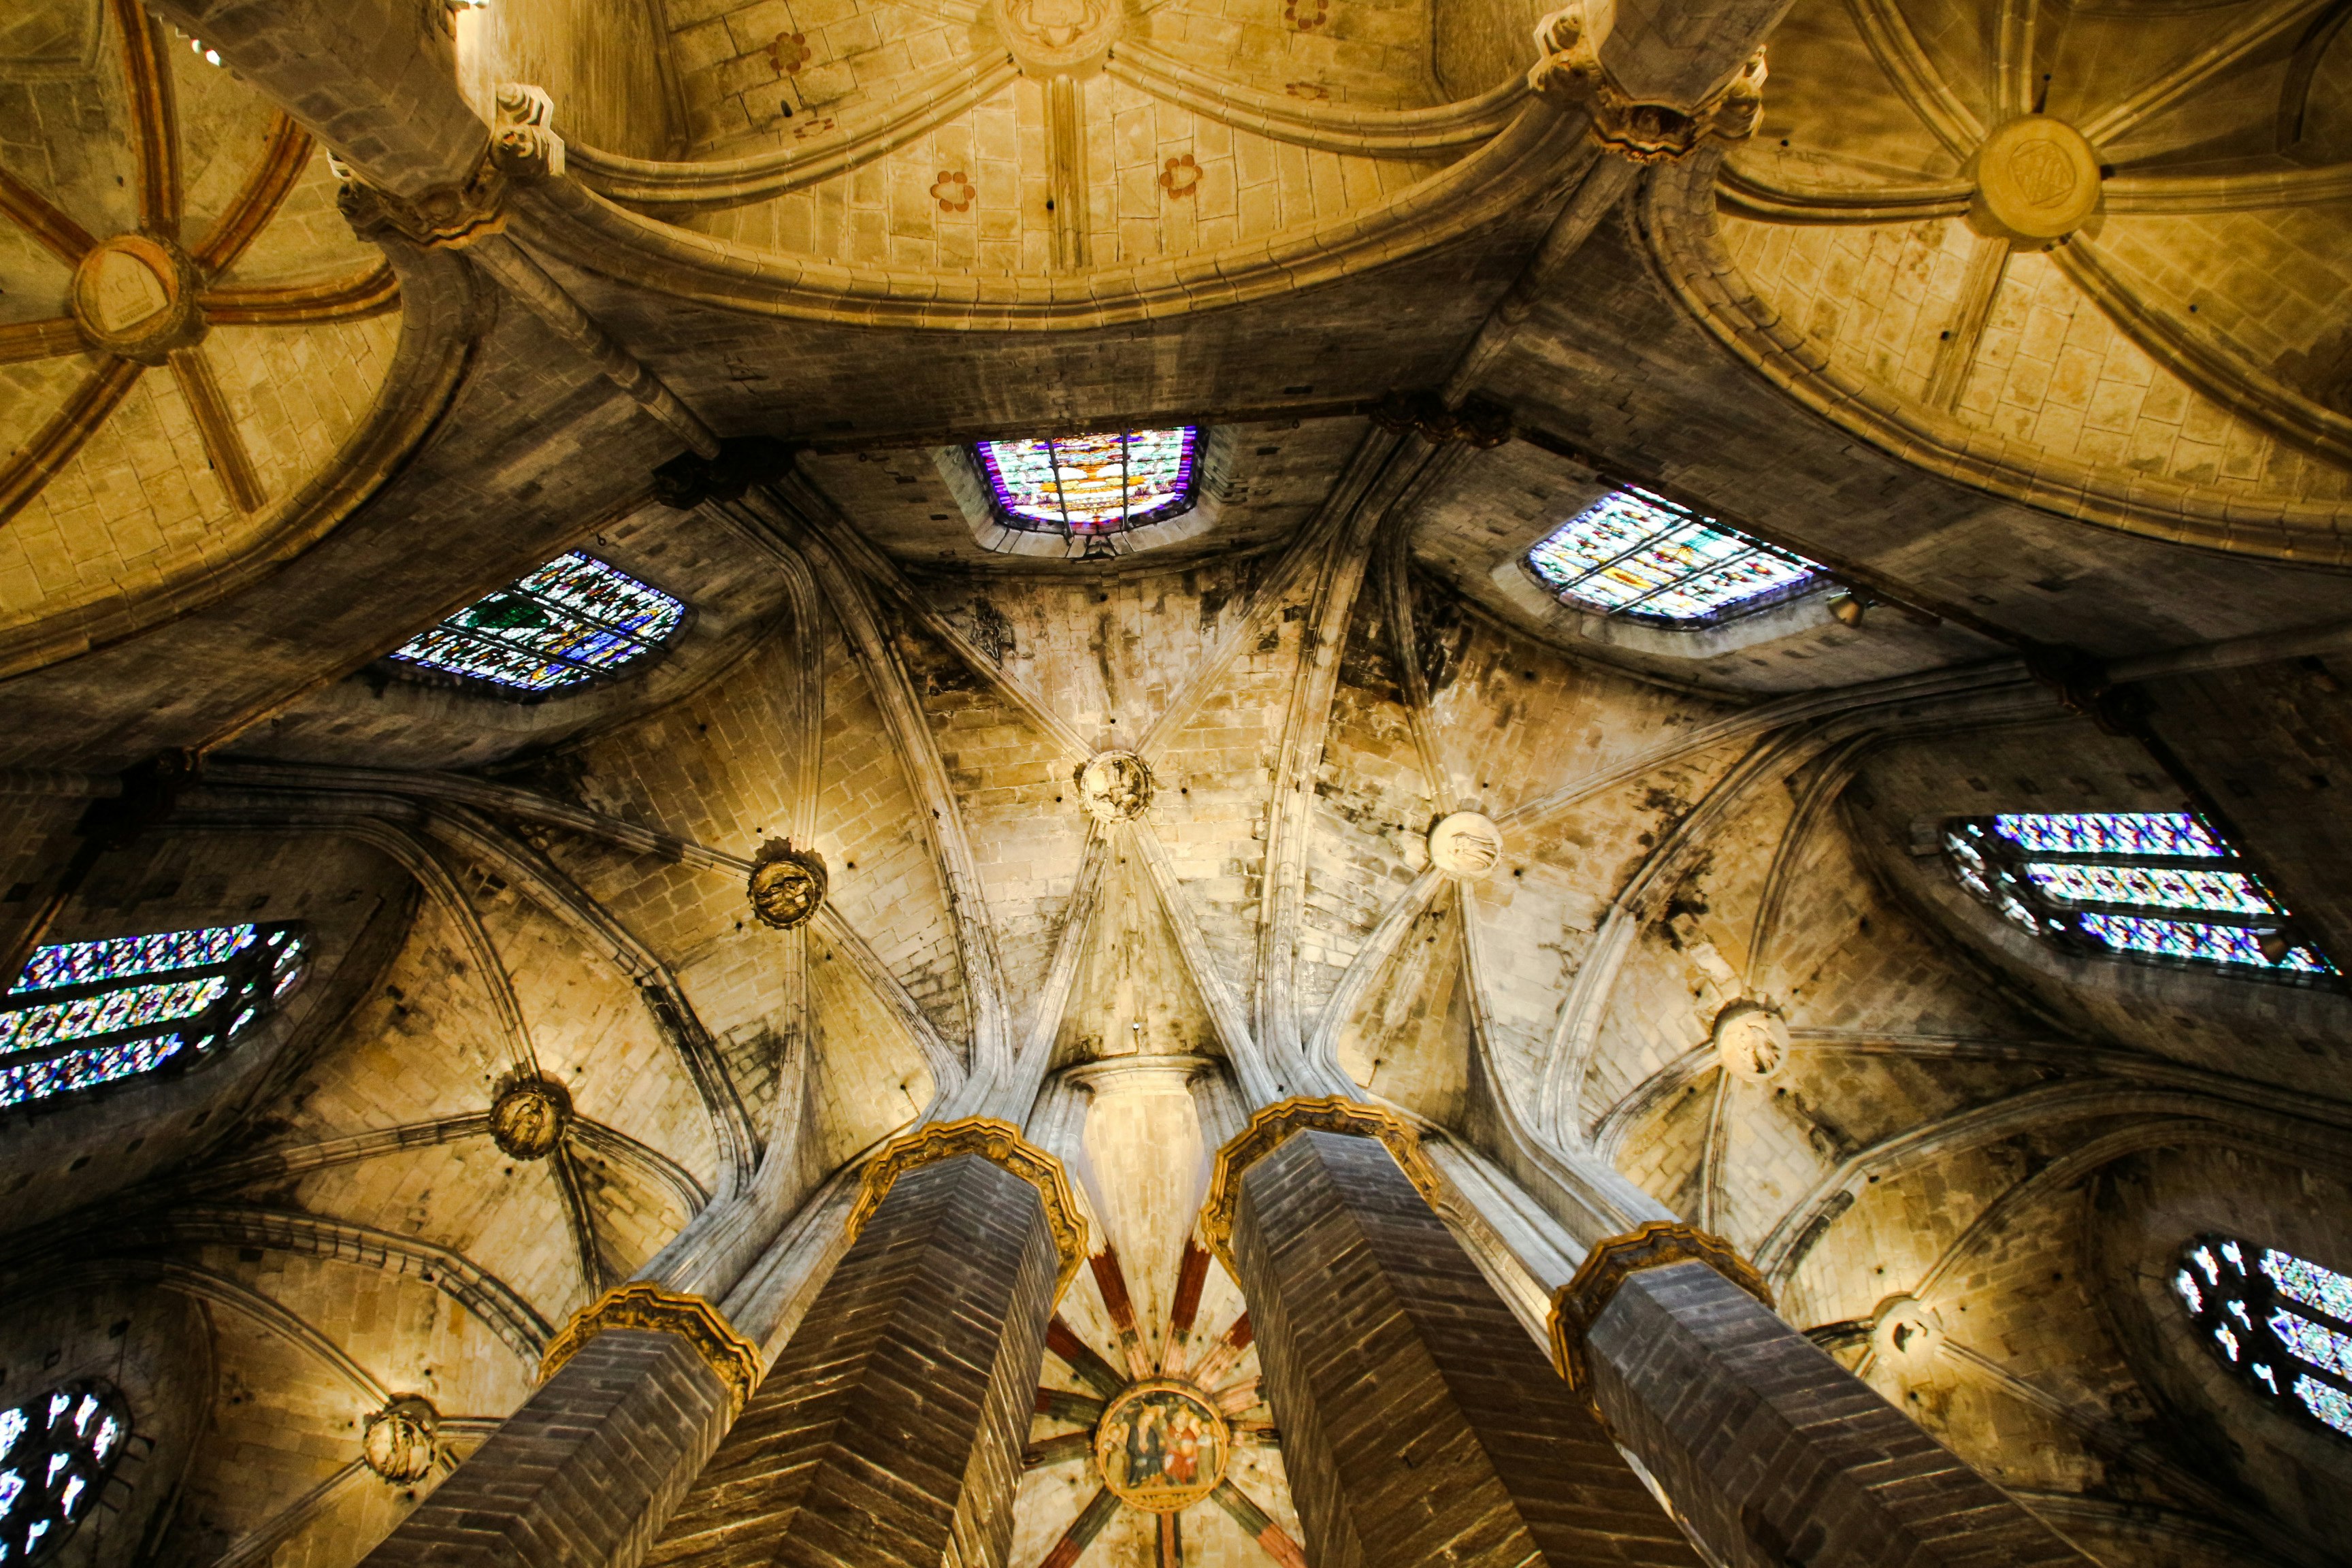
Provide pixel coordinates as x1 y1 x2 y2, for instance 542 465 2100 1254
1370 390 1514 448
845 1116 1092 1300
489 84 566 181
333 86 561 248
1529 2 1767 165
1546 1220 1774 1393
334 146 507 248
539 1281 765 1416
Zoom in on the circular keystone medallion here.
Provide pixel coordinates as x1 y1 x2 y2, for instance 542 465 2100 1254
489 1074 573 1159
1869 1294 1944 1367
68 233 207 365
1975 116 2102 241
994 0 1121 74
1075 751 1155 823
747 838 829 929
1096 1381 1229 1512
1711 1000 1788 1081
363 1396 440 1482
1428 811 1503 879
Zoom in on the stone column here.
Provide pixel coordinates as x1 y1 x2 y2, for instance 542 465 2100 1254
648 1119 1086 1568
1551 1224 2097 1568
1202 1098 1704 1568
359 1285 763 1568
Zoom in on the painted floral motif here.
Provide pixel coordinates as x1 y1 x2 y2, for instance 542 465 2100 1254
932 171 977 213
1159 155 1201 200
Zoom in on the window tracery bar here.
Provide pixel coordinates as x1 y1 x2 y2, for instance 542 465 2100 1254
387 552 686 693
975 427 1198 534
1942 813 2334 979
0 1382 129 1564
1524 487 1823 627
2176 1235 2352 1439
0 922 305 1108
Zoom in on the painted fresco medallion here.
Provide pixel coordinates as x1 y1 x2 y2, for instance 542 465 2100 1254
1094 1380 1228 1512
1075 750 1154 823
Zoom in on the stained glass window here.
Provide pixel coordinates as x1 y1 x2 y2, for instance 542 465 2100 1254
2176 1235 2352 1439
1 922 306 1109
1943 813 2334 981
1524 487 1825 627
0 1382 128 1565
387 553 685 694
974 429 1199 535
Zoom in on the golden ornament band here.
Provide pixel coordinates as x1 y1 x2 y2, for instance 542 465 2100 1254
845 1115 1091 1301
538 1282 764 1417
1197 1096 1447 1277
1546 1220 1774 1392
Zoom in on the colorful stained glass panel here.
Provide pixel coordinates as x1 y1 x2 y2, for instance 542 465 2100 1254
2266 1250 2352 1322
1524 488 1820 627
0 923 305 1109
1991 813 2227 858
388 553 685 693
2021 863 2270 915
976 429 1198 532
2273 1310 2352 1381
2294 1374 2352 1437
2077 913 2330 973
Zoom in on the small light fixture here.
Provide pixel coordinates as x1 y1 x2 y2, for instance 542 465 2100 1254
1827 591 1869 628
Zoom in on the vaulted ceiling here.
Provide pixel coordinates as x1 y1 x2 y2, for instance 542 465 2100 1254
3 0 2351 1566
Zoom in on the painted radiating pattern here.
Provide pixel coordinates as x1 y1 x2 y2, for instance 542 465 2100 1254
0 1383 127 1565
1942 813 2333 978
388 553 685 693
976 428 1199 533
1524 487 1822 627
0 923 306 1108
2176 1235 2352 1438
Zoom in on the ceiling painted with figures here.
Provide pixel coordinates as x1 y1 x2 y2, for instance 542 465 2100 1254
1 0 2351 1565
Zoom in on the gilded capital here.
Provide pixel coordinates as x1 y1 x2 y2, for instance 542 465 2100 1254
1197 1096 1446 1277
540 1281 764 1416
1546 1220 1773 1392
847 1116 1090 1300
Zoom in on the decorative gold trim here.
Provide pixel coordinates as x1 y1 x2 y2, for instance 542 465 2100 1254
1546 1220 1773 1392
845 1117 1090 1301
1197 1096 1446 1277
538 1282 764 1416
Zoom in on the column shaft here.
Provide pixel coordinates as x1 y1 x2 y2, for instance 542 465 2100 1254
649 1154 1059 1568
359 1330 733 1568
1586 1262 2094 1568
1231 1129 1702 1568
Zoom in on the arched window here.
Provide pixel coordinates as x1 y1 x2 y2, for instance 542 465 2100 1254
0 923 306 1108
975 428 1199 537
1526 487 1824 627
0 1382 130 1563
2175 1236 2352 1438
1942 813 2334 979
388 553 685 693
